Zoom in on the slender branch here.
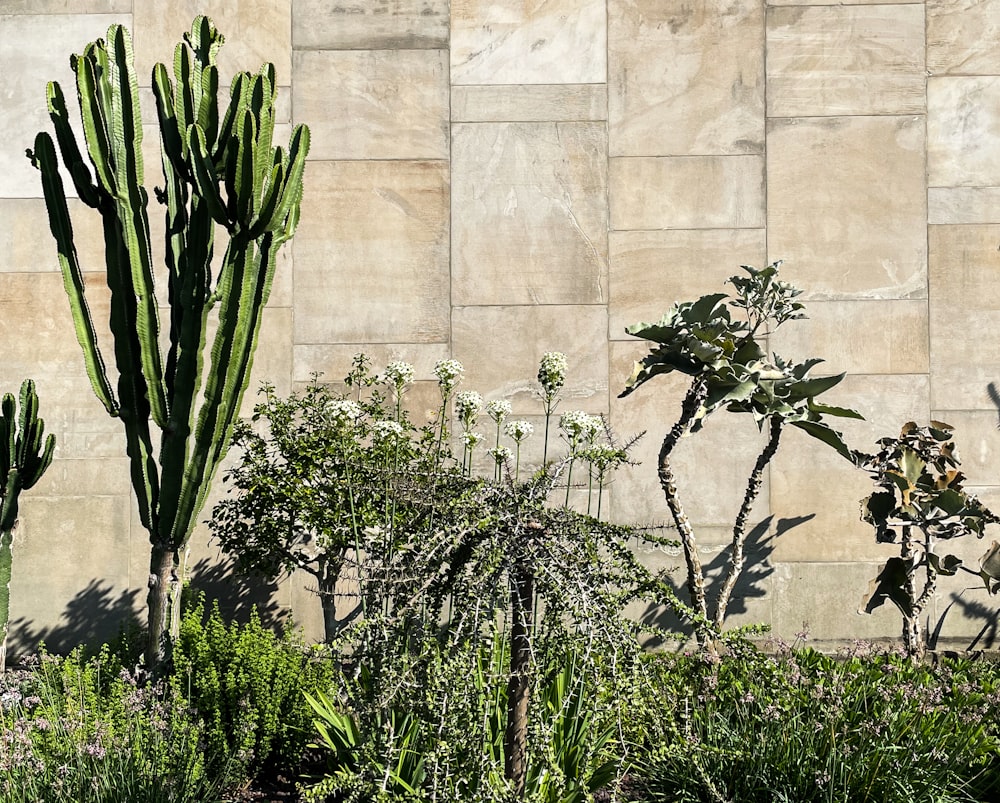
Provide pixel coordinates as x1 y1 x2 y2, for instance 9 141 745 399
713 416 782 630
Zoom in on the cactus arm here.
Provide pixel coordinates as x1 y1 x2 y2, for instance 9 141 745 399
29 133 119 416
267 125 310 237
188 125 232 227
45 82 100 208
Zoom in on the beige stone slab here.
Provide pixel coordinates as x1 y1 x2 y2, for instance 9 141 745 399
452 305 609 416
452 123 607 306
928 77 1000 188
928 224 1000 410
293 0 449 49
0 199 109 274
929 411 1000 488
929 188 1000 224
451 85 606 122
767 5 925 118
293 160 449 344
0 13 130 198
771 562 907 645
133 2 292 86
609 0 764 156
928 0 1000 76
768 299 929 376
767 0 916 4
451 0 606 85
770 374 930 564
30 457 129 498
767 116 926 300
9 494 133 654
0 0 128 10
293 50 448 160
292 344 453 385
610 156 765 231
609 229 767 340
607 343 772 529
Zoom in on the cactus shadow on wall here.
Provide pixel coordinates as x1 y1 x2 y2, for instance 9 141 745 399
183 555 284 629
639 515 814 648
8 579 142 660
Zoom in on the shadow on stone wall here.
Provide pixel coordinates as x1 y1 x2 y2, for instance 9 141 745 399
930 592 999 652
9 557 285 661
639 514 814 648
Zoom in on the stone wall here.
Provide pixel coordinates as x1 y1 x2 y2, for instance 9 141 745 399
1 0 998 650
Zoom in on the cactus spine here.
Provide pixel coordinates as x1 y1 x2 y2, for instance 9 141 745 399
0 380 56 673
28 17 309 668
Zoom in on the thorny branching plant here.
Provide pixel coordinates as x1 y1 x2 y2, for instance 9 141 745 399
620 262 862 650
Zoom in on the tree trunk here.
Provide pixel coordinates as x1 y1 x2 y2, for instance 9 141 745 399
505 559 533 800
146 544 181 670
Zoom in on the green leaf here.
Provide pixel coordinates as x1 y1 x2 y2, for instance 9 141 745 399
790 420 855 462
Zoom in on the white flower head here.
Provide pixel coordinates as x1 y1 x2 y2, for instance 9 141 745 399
559 410 591 440
582 444 626 471
462 431 484 449
537 351 568 400
582 414 604 443
454 390 483 429
434 359 464 394
488 445 512 464
486 399 512 425
326 399 361 428
372 419 405 442
383 361 414 393
504 420 534 443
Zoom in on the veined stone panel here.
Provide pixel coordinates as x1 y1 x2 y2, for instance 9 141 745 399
767 4 925 118
607 342 772 531
292 0 449 50
610 156 765 230
770 374 931 563
928 224 1000 410
929 188 1000 224
928 0 1000 76
133 1 291 84
767 116 926 300
451 0 606 85
0 0 128 11
293 49 449 160
451 305 609 416
608 229 767 340
293 160 450 344
767 299 929 376
928 77 1000 188
293 344 453 386
609 0 764 156
451 122 608 306
0 199 108 274
0 13 130 198
932 411 1000 487
451 84 606 123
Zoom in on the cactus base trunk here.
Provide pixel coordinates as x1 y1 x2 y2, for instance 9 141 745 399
146 545 181 669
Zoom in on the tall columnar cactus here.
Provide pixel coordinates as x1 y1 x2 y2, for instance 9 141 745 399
0 380 56 673
27 17 309 668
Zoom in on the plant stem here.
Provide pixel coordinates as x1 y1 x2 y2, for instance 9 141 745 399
713 416 782 630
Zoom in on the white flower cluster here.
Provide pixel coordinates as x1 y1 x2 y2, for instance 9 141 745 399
559 410 602 444
454 390 483 429
504 420 534 443
371 420 405 441
433 359 464 393
383 361 414 392
537 351 568 400
582 444 626 470
486 398 512 425
462 431 484 449
488 445 512 464
325 399 361 428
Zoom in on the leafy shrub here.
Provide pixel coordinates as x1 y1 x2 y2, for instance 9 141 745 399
170 595 335 785
633 644 1000 803
0 648 219 802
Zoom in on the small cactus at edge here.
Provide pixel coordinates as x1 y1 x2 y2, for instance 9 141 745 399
0 380 55 672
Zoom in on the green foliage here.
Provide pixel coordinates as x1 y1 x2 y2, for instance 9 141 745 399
634 644 1000 803
0 648 221 802
0 379 56 671
858 421 1000 657
170 595 334 784
28 15 309 666
619 262 862 646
